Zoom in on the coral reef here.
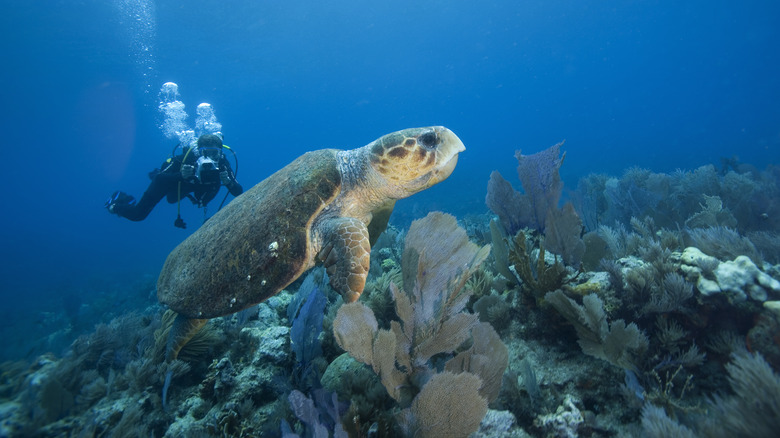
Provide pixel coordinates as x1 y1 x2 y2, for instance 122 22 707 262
332 212 506 437
2 156 780 437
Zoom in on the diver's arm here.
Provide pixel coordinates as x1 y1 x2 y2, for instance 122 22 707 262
219 159 243 195
226 176 243 196
157 153 193 182
155 166 191 183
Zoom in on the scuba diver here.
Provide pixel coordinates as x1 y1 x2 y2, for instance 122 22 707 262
106 133 243 229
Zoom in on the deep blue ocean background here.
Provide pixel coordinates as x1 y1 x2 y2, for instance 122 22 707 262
0 0 778 361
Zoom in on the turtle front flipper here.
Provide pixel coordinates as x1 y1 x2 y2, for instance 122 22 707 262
317 217 371 302
367 199 395 247
166 313 208 362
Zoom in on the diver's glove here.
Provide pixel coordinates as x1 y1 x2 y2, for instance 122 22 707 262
180 164 195 180
219 171 233 186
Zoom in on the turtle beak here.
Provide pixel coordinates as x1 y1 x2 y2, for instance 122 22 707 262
429 127 465 185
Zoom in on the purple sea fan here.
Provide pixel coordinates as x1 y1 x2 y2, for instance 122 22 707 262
486 142 566 235
514 141 566 233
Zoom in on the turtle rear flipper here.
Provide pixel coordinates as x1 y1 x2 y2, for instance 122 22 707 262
317 217 371 303
166 313 208 362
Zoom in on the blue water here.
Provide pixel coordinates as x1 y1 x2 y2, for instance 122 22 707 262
0 0 778 360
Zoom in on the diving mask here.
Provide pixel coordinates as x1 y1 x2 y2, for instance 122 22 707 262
198 146 222 161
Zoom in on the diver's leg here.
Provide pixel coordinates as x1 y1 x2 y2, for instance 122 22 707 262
113 176 173 221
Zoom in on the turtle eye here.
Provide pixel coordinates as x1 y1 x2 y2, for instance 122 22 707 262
419 131 438 148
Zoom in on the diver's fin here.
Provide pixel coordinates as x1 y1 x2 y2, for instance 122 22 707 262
165 313 207 362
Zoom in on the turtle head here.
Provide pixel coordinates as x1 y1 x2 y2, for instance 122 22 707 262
368 126 465 195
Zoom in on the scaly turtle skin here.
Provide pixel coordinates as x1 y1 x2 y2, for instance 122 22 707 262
157 126 465 360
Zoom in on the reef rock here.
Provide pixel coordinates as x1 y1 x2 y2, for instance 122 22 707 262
714 256 780 301
472 409 530 438
239 325 290 364
676 247 780 302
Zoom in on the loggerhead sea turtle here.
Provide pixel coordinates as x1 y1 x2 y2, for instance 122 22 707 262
157 126 465 360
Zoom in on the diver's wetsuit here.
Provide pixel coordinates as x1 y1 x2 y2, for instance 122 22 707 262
113 147 243 221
